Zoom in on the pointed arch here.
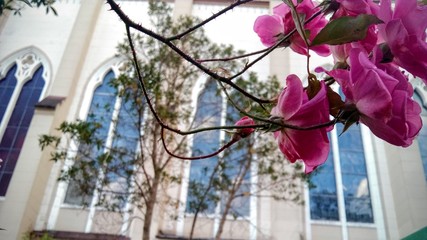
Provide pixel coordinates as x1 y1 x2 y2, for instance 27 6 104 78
0 47 51 196
412 78 427 181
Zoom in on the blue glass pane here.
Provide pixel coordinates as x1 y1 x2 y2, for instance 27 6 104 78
345 197 373 223
218 103 251 217
336 129 364 151
226 182 251 217
0 173 12 196
413 92 427 117
339 151 367 175
419 120 427 181
0 66 45 196
0 65 17 124
64 70 116 205
309 144 339 220
310 172 337 195
414 92 427 181
342 175 370 198
186 80 222 214
337 124 373 223
105 91 141 208
310 194 339 220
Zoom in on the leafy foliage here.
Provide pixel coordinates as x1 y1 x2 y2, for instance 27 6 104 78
0 0 57 16
311 14 383 46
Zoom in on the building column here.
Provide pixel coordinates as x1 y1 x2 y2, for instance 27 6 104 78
33 0 104 233
173 0 194 18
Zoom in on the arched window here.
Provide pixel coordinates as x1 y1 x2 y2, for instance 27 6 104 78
0 51 48 197
309 86 374 224
413 91 427 181
63 69 140 207
309 124 374 223
186 79 250 218
186 80 222 214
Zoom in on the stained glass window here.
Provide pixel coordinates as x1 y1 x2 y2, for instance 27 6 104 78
414 92 427 182
337 124 373 223
309 143 339 220
186 80 222 214
186 80 251 217
63 70 140 206
309 125 373 223
0 65 45 196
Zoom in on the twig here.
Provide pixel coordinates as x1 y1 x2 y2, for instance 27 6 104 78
107 0 272 104
218 80 337 131
197 47 270 63
167 0 255 41
160 127 237 160
228 9 323 81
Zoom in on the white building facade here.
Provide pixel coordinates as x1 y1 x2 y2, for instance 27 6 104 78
0 0 426 239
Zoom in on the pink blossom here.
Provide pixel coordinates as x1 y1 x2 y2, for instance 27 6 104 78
378 0 427 83
234 116 255 139
329 48 422 147
253 0 330 56
271 75 331 173
332 0 378 19
330 26 377 63
253 14 284 47
329 0 379 63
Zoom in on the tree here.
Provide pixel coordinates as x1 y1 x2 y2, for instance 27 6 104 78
41 0 427 238
184 75 307 240
0 0 56 16
39 1 289 239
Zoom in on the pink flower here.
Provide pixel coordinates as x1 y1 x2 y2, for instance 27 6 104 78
330 26 377 63
331 0 379 19
329 48 422 147
233 116 255 139
378 0 427 83
253 0 330 56
271 75 331 173
253 14 284 47
328 0 379 63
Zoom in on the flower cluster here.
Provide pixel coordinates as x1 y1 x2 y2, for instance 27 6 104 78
250 0 426 173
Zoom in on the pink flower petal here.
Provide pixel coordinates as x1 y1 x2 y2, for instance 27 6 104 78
253 14 284 47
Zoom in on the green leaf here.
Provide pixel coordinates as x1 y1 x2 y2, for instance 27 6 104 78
283 0 310 46
19 0 32 7
326 85 344 118
311 14 383 46
306 76 321 100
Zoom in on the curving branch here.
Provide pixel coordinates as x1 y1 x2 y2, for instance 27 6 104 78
160 127 237 161
109 0 338 161
197 47 270 63
107 0 272 104
167 0 255 41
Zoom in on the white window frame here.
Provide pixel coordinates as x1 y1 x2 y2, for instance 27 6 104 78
305 83 386 240
177 77 257 239
0 47 51 199
46 58 137 234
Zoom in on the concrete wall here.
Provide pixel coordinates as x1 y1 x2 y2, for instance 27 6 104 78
0 1 426 240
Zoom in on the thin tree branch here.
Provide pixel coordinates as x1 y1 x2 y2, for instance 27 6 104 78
197 47 270 63
228 9 323 81
107 0 272 104
218 80 338 131
160 127 238 160
167 0 255 41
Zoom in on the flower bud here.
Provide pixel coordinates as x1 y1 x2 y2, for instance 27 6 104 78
233 117 255 139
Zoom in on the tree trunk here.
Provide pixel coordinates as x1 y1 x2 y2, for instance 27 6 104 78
215 193 234 240
142 176 160 240
215 156 252 240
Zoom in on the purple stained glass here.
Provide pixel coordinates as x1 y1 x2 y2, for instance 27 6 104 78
0 66 45 196
0 65 17 123
64 70 117 206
